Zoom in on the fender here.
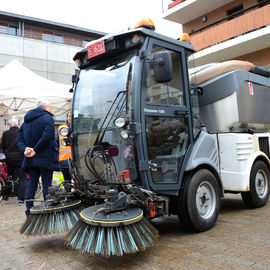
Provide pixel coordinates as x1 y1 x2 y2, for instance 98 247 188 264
185 129 219 173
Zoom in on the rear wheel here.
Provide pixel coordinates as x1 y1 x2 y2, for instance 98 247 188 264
178 169 220 232
241 160 270 208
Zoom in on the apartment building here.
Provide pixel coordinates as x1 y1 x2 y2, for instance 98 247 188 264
0 11 105 84
162 0 270 68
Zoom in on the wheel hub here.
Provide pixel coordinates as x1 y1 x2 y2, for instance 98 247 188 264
196 181 216 219
255 169 268 198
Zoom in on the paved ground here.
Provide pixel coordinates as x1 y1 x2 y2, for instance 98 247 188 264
1 194 270 270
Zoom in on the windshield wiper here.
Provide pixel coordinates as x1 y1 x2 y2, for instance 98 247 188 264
109 61 128 71
94 90 127 146
94 63 132 146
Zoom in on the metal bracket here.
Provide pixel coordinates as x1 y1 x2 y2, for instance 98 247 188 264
130 121 141 135
139 160 149 171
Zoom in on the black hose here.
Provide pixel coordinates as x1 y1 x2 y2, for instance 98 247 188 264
84 147 104 183
84 145 117 185
253 64 270 78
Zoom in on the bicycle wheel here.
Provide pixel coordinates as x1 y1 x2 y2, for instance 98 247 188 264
0 174 6 202
35 177 43 199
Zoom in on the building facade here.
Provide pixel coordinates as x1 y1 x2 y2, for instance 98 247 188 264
162 0 270 68
0 11 105 84
0 11 105 133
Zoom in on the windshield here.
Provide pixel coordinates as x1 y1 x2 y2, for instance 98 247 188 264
72 50 137 181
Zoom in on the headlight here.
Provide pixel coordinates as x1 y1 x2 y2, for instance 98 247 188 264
60 139 67 146
59 127 69 136
120 130 129 140
115 118 129 128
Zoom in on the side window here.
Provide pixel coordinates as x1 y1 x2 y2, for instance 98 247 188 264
146 45 185 106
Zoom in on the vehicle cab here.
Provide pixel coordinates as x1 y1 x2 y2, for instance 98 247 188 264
71 20 201 196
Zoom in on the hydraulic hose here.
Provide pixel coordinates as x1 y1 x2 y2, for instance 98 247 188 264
253 64 270 78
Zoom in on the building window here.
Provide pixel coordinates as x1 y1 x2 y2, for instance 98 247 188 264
227 5 243 19
0 23 8 34
42 31 63 43
54 33 64 43
0 23 18 36
9 26 17 35
258 0 269 7
42 31 53 41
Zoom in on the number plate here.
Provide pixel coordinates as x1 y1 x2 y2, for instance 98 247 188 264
87 40 105 59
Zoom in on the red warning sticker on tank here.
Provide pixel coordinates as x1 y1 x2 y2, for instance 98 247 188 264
249 82 254 96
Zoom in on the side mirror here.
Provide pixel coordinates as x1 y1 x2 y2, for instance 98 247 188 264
69 74 78 93
71 74 77 84
153 51 173 83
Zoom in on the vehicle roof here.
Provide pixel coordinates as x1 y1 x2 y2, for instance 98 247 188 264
74 27 195 62
107 27 195 53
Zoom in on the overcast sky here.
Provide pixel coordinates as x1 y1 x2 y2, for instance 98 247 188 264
1 0 182 38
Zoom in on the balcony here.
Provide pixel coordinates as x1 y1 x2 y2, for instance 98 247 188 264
193 26 270 67
190 4 270 51
162 0 235 24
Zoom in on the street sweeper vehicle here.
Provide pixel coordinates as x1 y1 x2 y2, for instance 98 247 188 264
20 18 270 257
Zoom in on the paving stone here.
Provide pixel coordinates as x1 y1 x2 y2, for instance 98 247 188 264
2 195 270 269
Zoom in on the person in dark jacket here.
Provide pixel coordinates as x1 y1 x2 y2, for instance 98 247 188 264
17 99 59 216
0 117 27 204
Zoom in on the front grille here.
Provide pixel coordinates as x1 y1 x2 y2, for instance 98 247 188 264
259 137 270 158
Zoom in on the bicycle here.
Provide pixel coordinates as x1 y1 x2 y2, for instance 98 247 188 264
0 160 8 202
0 159 43 202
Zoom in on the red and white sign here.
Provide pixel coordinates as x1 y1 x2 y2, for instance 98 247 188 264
87 40 105 59
248 82 254 96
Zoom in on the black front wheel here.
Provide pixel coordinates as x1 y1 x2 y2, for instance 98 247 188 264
241 160 270 208
178 169 220 232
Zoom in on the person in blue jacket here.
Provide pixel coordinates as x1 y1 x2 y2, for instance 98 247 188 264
17 99 59 217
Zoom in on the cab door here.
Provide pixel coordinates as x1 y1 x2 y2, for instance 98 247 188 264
140 41 192 192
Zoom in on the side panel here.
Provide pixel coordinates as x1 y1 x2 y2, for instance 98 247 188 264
200 92 239 134
185 130 219 173
199 71 270 133
218 133 270 192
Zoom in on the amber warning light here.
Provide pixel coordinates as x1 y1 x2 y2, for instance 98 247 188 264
180 33 191 43
87 40 105 59
130 17 155 31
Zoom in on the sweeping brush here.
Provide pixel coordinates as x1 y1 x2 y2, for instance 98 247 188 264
20 200 81 236
65 204 158 257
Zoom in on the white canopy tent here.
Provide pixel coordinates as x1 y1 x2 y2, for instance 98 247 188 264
0 60 72 117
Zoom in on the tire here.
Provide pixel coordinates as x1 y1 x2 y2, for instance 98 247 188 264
0 174 6 202
178 169 220 232
241 160 270 208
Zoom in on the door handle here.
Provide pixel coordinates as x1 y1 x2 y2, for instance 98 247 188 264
174 110 189 116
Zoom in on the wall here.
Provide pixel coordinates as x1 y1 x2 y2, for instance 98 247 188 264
234 48 270 69
183 0 258 34
0 33 82 84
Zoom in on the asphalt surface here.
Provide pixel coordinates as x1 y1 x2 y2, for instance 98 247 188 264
1 194 270 270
